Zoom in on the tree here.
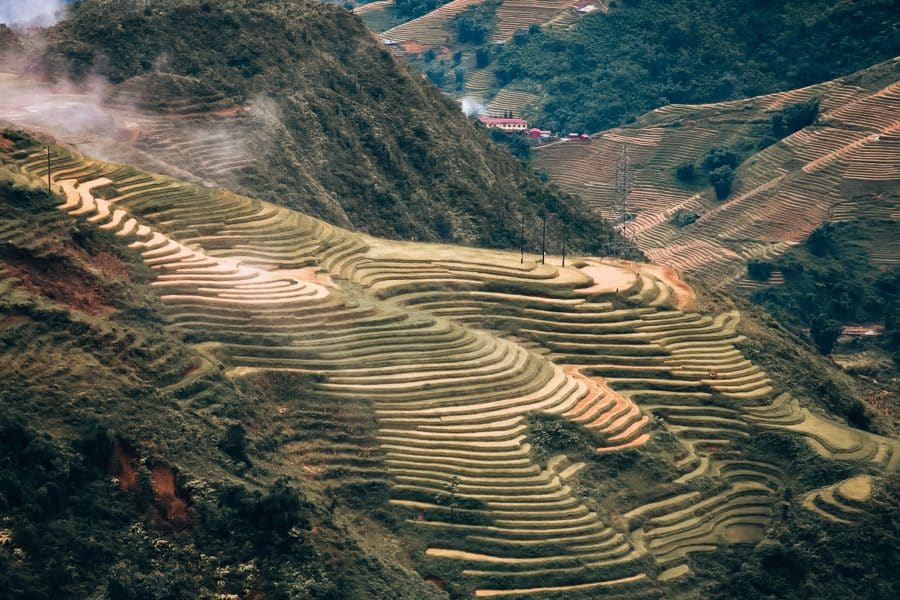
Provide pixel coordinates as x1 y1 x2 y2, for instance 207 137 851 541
773 98 820 138
708 165 735 199
806 224 834 256
426 69 445 87
675 162 696 182
702 147 739 172
475 47 491 68
454 68 465 91
447 476 460 523
747 259 774 281
219 423 249 463
810 314 841 354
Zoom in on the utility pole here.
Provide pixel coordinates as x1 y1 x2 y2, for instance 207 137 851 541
541 215 546 264
519 214 525 264
561 219 567 267
612 143 633 255
47 146 51 194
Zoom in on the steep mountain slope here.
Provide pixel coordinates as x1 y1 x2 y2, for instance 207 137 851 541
0 135 441 599
532 59 900 290
16 0 630 255
3 131 896 598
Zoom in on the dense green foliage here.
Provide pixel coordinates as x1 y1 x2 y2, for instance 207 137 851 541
703 474 900 600
494 0 900 132
670 208 699 227
452 0 499 45
772 98 820 138
751 222 899 362
394 0 451 19
40 0 636 256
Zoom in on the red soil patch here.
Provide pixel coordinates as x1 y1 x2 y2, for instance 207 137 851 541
1 259 114 316
0 136 13 152
151 464 191 529
399 41 429 53
425 577 446 590
113 444 137 492
89 251 131 280
0 314 30 333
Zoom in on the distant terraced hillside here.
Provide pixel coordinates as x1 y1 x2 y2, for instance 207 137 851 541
5 137 896 597
533 59 900 290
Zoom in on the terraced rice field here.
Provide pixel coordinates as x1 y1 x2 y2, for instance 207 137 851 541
381 0 483 46
10 144 899 596
492 0 580 42
485 88 540 118
533 59 900 290
802 475 877 524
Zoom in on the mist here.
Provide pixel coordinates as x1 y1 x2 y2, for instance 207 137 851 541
0 0 68 27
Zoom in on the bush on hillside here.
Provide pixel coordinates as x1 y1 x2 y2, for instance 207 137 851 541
675 162 696 182
806 223 835 256
811 315 842 355
670 208 700 227
702 147 739 172
487 129 531 159
709 165 735 199
475 47 492 68
747 259 774 281
772 98 820 138
453 1 499 45
394 0 450 19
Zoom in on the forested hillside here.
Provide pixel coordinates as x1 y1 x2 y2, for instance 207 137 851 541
32 0 632 255
485 0 898 132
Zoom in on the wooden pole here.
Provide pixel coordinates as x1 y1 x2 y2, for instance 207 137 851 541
519 215 525 264
47 146 51 194
541 216 546 264
562 220 567 267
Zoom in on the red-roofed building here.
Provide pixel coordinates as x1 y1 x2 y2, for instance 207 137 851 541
528 127 552 139
479 116 528 132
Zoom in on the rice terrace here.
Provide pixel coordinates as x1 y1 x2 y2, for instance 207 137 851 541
0 1 898 599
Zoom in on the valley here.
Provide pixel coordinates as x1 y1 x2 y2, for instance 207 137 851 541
0 1 898 598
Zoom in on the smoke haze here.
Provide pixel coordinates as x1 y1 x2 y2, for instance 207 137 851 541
460 96 485 117
0 1 68 27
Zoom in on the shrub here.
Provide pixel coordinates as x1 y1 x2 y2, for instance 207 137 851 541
702 147 739 172
747 259 774 281
772 98 819 138
670 208 700 227
708 165 735 199
475 47 491 68
453 1 499 45
675 162 696 182
810 314 841 354
219 423 249 463
425 69 445 87
806 223 834 256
